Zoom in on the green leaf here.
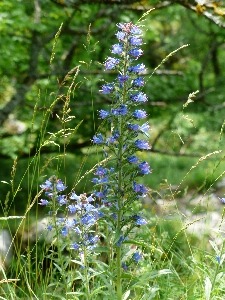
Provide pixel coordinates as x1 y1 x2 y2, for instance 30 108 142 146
113 229 123 244
121 274 133 279
71 259 84 266
93 246 110 253
90 285 108 296
44 293 66 300
122 290 130 300
204 277 212 300
66 292 85 296
52 263 62 273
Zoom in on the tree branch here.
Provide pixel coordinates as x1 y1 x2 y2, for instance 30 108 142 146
173 0 225 29
50 0 143 7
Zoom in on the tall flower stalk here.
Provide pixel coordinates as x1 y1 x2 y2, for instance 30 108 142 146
39 21 151 299
93 22 151 299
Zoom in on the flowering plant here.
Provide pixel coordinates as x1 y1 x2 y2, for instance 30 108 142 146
39 21 151 300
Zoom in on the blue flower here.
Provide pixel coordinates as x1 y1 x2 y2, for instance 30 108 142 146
56 195 67 205
65 219 77 228
45 191 54 198
127 156 139 164
131 92 147 102
84 203 96 212
117 235 127 247
112 108 119 116
133 109 147 119
118 74 129 84
133 182 148 194
129 36 143 46
94 166 108 176
132 77 145 87
96 211 104 218
111 43 123 54
117 22 132 32
107 131 120 144
219 197 225 204
115 31 126 41
101 84 114 94
117 22 142 35
68 204 77 213
56 179 67 191
74 226 82 235
47 225 53 231
70 192 80 201
130 25 142 35
40 180 53 190
88 234 99 245
92 178 99 184
94 191 105 199
71 242 80 250
102 201 112 207
129 48 143 58
135 217 148 225
133 252 142 263
127 123 139 131
113 130 120 139
61 227 68 236
107 130 120 143
81 214 96 227
39 199 50 205
111 213 117 219
119 105 128 115
128 63 146 73
105 57 120 70
216 256 221 264
57 218 65 225
122 262 128 270
87 195 95 202
139 122 150 137
135 139 151 150
93 133 104 144
112 105 127 116
138 161 151 175
99 109 110 119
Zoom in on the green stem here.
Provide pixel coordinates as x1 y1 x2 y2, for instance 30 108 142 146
116 34 130 300
116 152 122 300
211 208 225 291
116 101 124 300
83 247 91 300
50 178 67 295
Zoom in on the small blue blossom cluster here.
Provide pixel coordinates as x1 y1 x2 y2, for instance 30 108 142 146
93 22 151 155
92 22 151 266
219 197 225 204
122 251 143 271
39 176 102 252
39 176 67 207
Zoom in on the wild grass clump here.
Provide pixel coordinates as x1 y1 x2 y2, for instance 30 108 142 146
1 12 225 300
